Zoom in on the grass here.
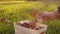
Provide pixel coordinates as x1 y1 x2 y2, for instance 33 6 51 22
0 1 60 34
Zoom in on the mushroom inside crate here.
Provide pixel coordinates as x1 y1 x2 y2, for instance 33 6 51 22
16 20 42 30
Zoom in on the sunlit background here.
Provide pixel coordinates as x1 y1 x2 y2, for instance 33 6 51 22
0 0 60 34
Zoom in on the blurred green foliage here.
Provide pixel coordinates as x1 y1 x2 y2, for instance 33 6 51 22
0 1 60 34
